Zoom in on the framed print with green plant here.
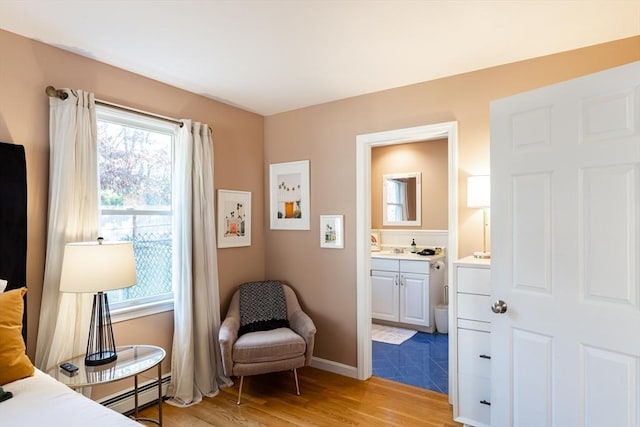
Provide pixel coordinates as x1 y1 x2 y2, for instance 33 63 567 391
217 190 251 248
269 160 310 230
320 215 343 248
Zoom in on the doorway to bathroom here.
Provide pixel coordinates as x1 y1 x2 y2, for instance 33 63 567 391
355 121 458 400
368 135 450 393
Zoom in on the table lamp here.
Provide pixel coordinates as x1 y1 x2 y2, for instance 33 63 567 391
59 238 136 366
467 175 491 259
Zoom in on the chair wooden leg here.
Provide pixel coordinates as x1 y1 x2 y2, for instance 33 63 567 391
293 368 300 396
237 376 244 405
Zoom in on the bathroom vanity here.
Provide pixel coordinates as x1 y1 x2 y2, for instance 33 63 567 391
370 252 445 332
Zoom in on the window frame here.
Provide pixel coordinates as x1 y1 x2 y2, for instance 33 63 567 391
96 105 178 323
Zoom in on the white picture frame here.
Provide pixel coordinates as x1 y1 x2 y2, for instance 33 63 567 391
320 215 344 249
269 160 310 230
217 190 251 248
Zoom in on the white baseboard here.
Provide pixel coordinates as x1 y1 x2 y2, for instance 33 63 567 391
98 374 171 414
310 356 358 379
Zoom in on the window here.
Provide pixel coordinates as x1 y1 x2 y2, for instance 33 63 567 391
96 106 178 320
385 178 407 222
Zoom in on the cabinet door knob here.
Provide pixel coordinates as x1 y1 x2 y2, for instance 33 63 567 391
491 299 508 314
480 400 491 406
479 354 491 359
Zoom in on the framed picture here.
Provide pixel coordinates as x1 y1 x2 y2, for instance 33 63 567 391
320 215 344 249
269 160 310 230
217 190 251 248
370 231 381 251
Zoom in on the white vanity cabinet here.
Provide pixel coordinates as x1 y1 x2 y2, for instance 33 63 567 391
371 256 442 328
453 256 491 427
371 258 400 322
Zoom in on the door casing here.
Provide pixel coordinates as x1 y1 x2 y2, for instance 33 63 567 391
355 121 458 400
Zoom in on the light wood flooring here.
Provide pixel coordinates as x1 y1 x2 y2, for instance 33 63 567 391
137 366 462 426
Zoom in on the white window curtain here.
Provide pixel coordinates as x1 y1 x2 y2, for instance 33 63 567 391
166 120 232 407
35 90 98 371
400 181 408 220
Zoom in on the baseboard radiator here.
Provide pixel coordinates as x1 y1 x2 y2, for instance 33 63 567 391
98 374 171 414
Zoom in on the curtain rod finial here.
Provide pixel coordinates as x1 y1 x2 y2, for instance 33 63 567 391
45 86 68 100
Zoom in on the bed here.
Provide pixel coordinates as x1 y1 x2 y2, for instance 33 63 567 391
1 369 141 426
0 142 140 426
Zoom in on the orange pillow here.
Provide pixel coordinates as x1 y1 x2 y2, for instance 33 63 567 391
0 287 35 385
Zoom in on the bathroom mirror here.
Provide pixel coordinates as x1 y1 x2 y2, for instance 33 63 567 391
382 172 421 226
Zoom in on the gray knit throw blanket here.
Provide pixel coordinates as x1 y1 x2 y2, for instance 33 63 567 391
239 281 290 336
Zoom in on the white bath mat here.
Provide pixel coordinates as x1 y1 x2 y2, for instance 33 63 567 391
371 324 417 345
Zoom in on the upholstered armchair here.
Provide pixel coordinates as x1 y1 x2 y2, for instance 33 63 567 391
218 281 316 404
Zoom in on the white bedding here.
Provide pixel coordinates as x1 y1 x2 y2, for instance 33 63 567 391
0 368 140 426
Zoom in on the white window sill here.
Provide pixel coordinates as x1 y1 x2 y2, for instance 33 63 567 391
111 299 174 323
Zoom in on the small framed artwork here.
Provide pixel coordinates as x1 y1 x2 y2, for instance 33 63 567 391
217 190 251 248
320 215 343 249
370 231 381 251
269 160 310 230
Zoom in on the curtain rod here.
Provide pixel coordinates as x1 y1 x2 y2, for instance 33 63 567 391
45 86 184 128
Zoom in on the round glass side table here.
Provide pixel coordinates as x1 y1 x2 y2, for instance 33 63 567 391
47 345 166 426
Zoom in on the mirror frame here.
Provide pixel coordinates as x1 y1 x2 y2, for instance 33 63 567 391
382 172 421 226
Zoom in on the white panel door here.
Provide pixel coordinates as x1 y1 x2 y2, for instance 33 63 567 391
491 61 640 427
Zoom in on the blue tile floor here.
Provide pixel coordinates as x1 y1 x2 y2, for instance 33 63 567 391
372 331 449 394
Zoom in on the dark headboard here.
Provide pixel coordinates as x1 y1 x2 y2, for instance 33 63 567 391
0 142 27 342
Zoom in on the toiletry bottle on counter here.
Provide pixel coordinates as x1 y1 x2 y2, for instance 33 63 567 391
411 239 417 253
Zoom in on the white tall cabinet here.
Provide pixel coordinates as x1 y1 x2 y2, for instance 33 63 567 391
452 256 491 427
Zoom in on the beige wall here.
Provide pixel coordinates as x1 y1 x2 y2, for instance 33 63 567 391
264 36 640 367
371 139 448 230
0 28 266 387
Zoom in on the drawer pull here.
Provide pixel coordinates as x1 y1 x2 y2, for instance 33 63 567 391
479 354 491 359
480 400 491 406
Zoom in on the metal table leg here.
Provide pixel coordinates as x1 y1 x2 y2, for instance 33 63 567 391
130 363 162 426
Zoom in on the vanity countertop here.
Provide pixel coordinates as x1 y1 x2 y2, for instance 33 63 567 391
371 252 445 262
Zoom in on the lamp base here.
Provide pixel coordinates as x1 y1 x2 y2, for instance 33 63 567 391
473 251 491 259
85 351 117 366
85 291 118 366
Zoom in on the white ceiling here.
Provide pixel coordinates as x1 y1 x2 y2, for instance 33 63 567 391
1 1 638 116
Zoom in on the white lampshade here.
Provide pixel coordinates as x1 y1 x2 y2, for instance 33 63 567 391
467 175 490 208
59 240 136 293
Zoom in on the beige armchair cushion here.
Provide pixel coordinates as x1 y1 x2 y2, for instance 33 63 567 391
233 328 306 364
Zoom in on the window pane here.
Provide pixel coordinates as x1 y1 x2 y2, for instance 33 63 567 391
98 121 172 210
100 214 172 304
385 179 400 204
386 204 403 222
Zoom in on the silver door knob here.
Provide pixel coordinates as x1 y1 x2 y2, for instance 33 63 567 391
491 300 508 314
